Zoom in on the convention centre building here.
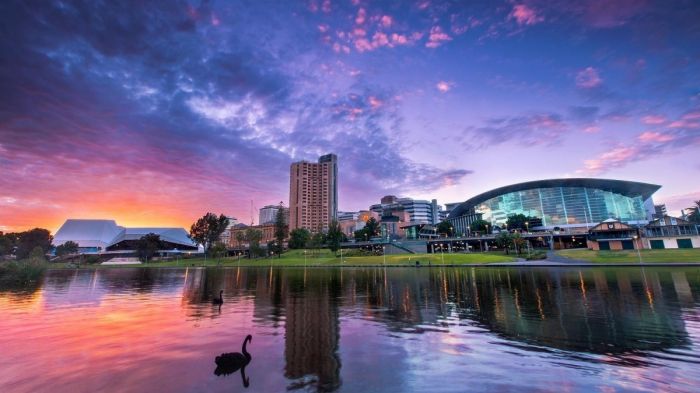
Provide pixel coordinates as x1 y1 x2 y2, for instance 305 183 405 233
446 178 660 234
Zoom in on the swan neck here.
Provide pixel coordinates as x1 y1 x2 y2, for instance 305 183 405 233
242 337 251 357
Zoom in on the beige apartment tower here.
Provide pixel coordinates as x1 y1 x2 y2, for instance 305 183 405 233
289 154 338 232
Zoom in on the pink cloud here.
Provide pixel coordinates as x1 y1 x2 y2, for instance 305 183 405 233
508 4 544 26
583 126 600 133
668 111 700 129
354 38 373 52
578 146 639 175
352 27 366 37
436 81 453 93
641 115 666 125
638 131 675 143
372 31 389 47
575 67 602 88
380 15 393 27
391 33 408 45
417 1 430 10
308 0 319 13
580 0 649 28
355 8 366 24
368 96 383 109
321 0 331 13
426 26 452 48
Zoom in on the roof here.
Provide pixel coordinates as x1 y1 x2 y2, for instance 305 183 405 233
647 215 693 227
114 228 196 247
53 219 124 248
448 178 661 219
53 219 195 249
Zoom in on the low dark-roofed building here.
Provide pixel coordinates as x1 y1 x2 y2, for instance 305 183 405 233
587 219 643 250
644 216 700 249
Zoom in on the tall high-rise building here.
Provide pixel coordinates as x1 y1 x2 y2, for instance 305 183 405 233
289 153 338 232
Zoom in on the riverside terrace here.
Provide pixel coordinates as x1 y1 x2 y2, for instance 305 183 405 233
340 231 588 254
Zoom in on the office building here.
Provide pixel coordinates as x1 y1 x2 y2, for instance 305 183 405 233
289 154 338 232
259 205 289 225
369 195 441 225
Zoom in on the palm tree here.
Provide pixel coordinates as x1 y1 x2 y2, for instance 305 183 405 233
686 200 700 223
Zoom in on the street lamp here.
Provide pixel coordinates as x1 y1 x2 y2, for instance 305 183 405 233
633 235 642 264
525 221 529 233
382 245 386 265
304 249 307 267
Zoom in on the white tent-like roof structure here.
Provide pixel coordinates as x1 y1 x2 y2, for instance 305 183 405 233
53 219 196 251
115 228 194 248
53 219 124 250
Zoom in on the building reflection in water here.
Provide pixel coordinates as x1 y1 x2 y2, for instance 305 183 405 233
181 266 698 391
8 266 696 392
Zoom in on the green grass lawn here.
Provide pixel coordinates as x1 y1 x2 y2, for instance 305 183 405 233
556 248 700 263
50 249 516 268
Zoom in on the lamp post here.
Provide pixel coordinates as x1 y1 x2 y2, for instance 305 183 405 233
382 245 386 266
633 235 642 264
440 244 445 265
304 249 307 267
525 221 529 233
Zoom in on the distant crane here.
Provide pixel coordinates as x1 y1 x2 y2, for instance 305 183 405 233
250 200 258 226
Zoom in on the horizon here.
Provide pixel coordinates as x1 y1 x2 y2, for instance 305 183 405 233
2 0 700 233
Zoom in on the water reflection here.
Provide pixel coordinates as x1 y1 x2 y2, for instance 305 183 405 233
1 266 699 392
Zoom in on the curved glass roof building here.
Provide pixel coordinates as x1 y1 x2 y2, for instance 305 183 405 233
447 179 660 231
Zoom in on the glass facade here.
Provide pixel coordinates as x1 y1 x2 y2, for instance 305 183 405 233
474 186 648 228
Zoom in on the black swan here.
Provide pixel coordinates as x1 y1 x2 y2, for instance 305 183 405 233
214 335 253 386
212 290 224 305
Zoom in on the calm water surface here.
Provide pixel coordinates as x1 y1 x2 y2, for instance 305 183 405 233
1 266 700 392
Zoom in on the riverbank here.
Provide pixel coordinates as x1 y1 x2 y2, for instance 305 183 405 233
556 248 700 263
49 250 517 268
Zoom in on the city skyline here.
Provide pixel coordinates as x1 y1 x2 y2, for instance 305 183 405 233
2 1 700 233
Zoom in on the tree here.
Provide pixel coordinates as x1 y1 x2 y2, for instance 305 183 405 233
55 241 79 257
512 232 525 254
470 219 489 234
436 220 454 237
0 233 14 256
306 232 325 256
245 228 264 258
354 217 380 241
273 203 288 257
364 217 380 238
189 213 230 254
16 228 52 260
505 214 541 231
326 220 343 252
288 228 310 249
235 231 246 248
209 242 228 261
686 200 700 223
495 231 513 255
136 233 162 262
28 246 47 263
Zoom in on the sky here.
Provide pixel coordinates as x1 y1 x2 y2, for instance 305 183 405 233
1 0 699 233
